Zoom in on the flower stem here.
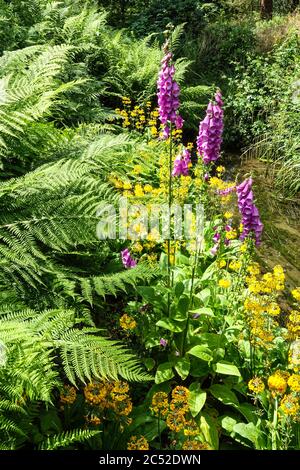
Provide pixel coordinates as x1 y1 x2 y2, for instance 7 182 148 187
181 242 199 355
167 121 173 315
271 397 278 450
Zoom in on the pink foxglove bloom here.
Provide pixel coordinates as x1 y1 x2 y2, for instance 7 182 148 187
197 90 224 165
160 338 168 347
217 185 236 196
172 148 191 177
157 49 183 139
236 178 263 246
121 249 137 269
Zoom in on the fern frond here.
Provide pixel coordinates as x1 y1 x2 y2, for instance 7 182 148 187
39 428 101 450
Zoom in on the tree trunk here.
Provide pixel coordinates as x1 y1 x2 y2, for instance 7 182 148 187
260 0 273 20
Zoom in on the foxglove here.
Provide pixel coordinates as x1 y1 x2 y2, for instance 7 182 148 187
197 90 224 165
236 178 263 245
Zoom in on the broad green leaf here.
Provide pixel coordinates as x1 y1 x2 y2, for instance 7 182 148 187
144 358 155 371
199 412 219 449
233 423 261 448
196 287 211 305
238 403 258 424
136 286 156 301
177 295 190 316
189 382 206 417
156 318 185 332
187 345 213 362
220 415 238 433
189 307 214 317
175 253 190 265
209 384 239 407
155 362 175 384
174 281 184 298
201 263 216 281
213 361 241 377
174 356 190 380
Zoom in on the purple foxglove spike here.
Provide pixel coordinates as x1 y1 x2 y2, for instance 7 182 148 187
172 148 191 177
197 89 224 164
211 243 219 256
157 47 183 139
121 249 137 269
217 185 236 196
213 232 221 243
236 178 264 245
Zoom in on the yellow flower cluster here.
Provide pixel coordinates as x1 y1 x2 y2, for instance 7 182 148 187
291 288 300 302
287 374 300 392
182 441 209 450
268 372 287 395
151 391 169 417
208 177 235 203
85 414 101 426
115 97 159 135
229 260 242 271
167 386 190 432
287 310 300 340
244 265 286 347
151 386 196 435
184 420 199 437
60 385 77 405
248 377 265 394
84 380 132 416
127 435 149 450
218 278 231 289
280 394 300 417
119 313 137 331
218 259 227 268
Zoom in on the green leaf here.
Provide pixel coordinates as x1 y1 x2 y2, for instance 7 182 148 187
190 307 214 317
196 287 211 305
213 362 241 377
136 286 156 301
177 295 190 316
174 281 184 298
238 403 258 424
144 358 155 371
233 423 261 448
201 263 216 281
220 415 238 433
199 412 219 449
159 253 168 272
155 362 175 384
156 318 185 332
189 382 206 417
174 356 190 380
187 345 213 362
209 384 239 407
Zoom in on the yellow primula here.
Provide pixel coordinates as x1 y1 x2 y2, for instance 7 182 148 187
219 278 231 288
248 377 265 394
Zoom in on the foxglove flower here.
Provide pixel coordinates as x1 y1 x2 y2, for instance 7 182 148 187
160 338 168 347
172 148 191 177
213 231 220 243
197 90 224 165
121 249 137 269
217 185 236 196
236 178 263 246
157 49 183 139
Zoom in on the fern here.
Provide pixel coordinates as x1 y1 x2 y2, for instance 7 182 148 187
39 428 101 450
0 307 151 447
